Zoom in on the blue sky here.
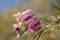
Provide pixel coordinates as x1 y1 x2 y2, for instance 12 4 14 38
0 0 56 11
0 0 17 11
0 0 30 11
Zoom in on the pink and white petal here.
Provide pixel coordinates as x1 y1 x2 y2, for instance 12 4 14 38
13 24 18 29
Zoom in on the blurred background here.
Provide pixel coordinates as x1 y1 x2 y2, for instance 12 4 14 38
0 0 60 40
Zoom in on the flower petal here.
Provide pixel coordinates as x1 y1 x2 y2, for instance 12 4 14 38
13 24 18 29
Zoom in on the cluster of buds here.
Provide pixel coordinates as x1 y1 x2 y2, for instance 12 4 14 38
12 9 42 38
51 15 60 24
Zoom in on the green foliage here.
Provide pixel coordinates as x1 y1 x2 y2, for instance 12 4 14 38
50 0 60 15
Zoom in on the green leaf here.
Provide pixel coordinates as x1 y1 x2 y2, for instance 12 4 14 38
19 31 28 40
33 28 47 40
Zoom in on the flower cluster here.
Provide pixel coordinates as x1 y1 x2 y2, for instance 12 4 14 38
13 9 42 37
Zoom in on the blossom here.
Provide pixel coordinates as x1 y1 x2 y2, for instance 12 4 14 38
14 12 22 22
33 21 41 30
22 9 32 17
16 27 21 35
22 16 36 24
27 21 41 34
27 16 36 26
13 24 21 36
13 24 18 29
22 9 33 24
27 27 34 34
14 12 21 18
13 9 42 35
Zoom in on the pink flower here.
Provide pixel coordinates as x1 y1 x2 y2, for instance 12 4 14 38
12 9 42 35
13 24 18 29
22 9 32 18
27 21 42 34
22 9 33 24
13 24 21 35
33 21 42 30
16 28 20 35
27 27 34 34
